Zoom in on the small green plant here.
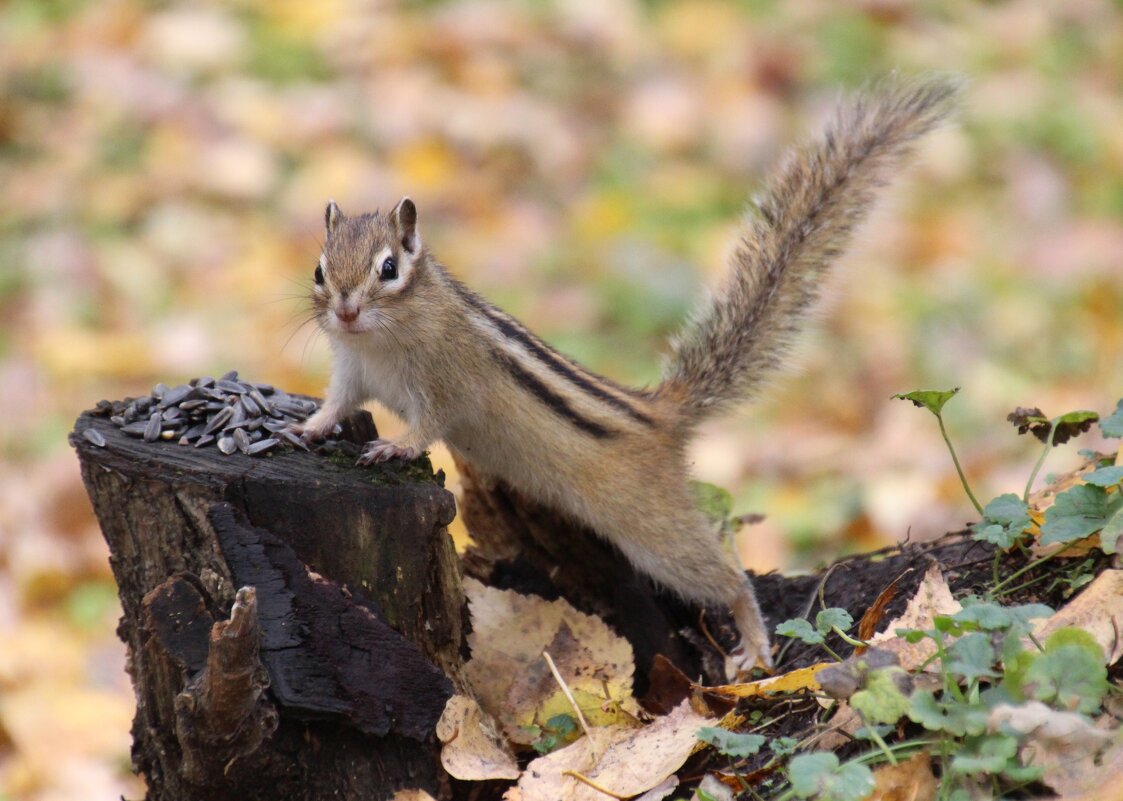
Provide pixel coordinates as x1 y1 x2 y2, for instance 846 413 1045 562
524 713 578 754
891 388 981 513
775 607 864 661
692 395 1123 800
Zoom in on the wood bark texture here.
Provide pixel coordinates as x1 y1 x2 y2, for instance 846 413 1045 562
72 407 466 801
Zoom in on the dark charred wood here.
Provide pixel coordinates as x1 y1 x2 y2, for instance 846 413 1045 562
72 405 467 801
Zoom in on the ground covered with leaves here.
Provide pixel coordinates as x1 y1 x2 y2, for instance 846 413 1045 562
1 1 1122 799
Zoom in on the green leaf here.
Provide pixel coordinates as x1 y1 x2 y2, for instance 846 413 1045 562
696 727 765 758
1000 760 1045 783
850 667 912 724
1004 602 1056 627
545 714 576 736
896 628 931 644
769 736 799 757
952 599 1051 632
946 632 999 682
1084 465 1123 487
777 618 824 645
949 733 1019 775
691 480 734 524
1049 410 1100 445
816 607 854 635
1101 505 1123 554
789 753 875 801
892 388 959 416
981 493 1031 525
1040 484 1123 544
952 600 1010 631
1010 408 1099 445
1100 400 1123 438
972 493 1031 548
933 615 966 635
1024 629 1108 713
908 691 988 736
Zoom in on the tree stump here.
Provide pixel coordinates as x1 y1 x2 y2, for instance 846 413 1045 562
71 405 466 801
73 392 1013 801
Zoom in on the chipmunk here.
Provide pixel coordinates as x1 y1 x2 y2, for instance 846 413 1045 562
294 78 959 675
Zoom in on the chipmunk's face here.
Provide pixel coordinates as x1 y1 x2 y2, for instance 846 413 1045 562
311 197 424 338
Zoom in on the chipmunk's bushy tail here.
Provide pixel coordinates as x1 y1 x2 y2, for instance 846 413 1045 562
660 76 961 428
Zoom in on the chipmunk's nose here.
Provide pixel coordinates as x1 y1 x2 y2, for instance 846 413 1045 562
335 299 359 323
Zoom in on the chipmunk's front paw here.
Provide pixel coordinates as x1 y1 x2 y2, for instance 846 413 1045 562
357 439 421 466
289 411 340 443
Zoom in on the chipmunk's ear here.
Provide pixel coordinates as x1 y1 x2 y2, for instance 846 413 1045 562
391 196 419 254
324 200 342 235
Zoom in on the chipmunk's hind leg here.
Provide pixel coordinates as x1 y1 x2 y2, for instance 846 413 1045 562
610 518 773 677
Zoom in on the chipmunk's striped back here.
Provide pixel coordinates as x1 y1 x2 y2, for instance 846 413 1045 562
441 273 659 439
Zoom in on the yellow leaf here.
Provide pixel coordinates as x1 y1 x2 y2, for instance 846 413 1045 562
703 662 833 698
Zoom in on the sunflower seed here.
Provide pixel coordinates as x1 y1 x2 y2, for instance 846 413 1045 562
247 437 279 455
280 430 309 450
83 428 107 447
204 406 234 434
240 393 261 416
216 379 246 394
144 412 162 442
101 371 324 457
160 385 194 407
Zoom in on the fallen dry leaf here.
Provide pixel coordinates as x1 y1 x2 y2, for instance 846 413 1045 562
1033 570 1123 665
989 702 1114 796
436 695 520 781
703 662 831 698
857 569 909 643
463 578 641 744
870 562 961 671
868 751 938 801
634 774 680 801
510 699 715 801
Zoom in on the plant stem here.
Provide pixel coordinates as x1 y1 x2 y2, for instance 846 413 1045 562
821 642 843 662
832 626 867 649
858 713 898 766
937 413 983 515
990 546 1064 597
1023 420 1058 503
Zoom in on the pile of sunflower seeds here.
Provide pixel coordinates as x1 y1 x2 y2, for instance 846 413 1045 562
89 370 337 457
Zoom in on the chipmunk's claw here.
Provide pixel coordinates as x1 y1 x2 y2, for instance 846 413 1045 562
357 439 420 466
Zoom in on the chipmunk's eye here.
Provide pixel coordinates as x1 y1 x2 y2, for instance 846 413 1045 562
314 265 325 285
379 256 397 281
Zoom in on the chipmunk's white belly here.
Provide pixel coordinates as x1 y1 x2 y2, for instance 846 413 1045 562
341 339 425 425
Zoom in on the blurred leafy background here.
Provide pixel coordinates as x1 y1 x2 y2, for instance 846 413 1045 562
1 0 1121 796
